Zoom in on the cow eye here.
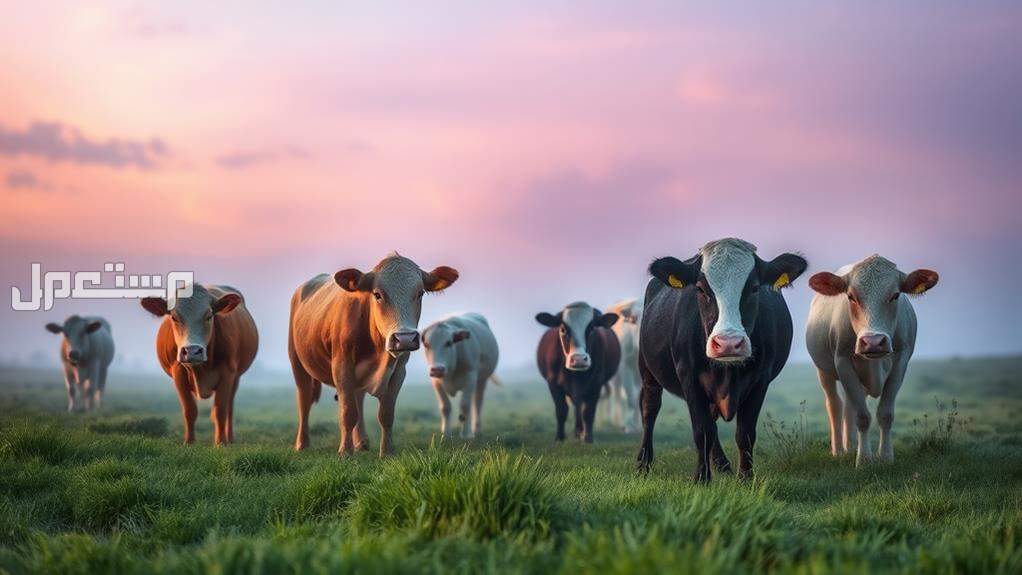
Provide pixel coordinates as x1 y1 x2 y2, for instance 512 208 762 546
445 341 453 348
373 291 383 302
559 325 567 335
889 293 900 303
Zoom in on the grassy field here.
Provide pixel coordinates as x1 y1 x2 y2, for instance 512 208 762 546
1 356 1020 574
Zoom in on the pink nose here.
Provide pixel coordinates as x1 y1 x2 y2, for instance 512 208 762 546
710 334 747 357
857 333 890 356
429 365 446 378
567 353 590 369
388 331 420 352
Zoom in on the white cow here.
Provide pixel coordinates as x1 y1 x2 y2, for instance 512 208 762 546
45 315 115 412
805 255 939 466
604 298 642 433
422 312 499 438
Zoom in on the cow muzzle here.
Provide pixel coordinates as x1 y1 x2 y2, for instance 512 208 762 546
67 350 82 366
179 345 207 365
707 333 750 362
428 364 446 378
387 330 420 354
566 352 591 371
856 332 892 358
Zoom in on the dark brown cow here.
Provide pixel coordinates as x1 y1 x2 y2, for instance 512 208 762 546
288 253 458 458
536 301 620 443
141 284 258 446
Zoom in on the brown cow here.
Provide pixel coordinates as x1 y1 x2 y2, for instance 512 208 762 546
288 253 458 458
141 284 259 446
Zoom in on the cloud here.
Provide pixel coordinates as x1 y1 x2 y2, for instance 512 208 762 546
5 169 51 191
214 147 311 170
0 121 168 169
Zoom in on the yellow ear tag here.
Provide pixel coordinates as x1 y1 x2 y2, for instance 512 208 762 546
913 283 927 294
667 274 685 289
773 273 790 290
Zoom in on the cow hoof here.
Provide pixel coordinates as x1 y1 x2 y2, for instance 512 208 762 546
355 442 371 452
692 470 711 484
738 468 753 481
714 459 733 474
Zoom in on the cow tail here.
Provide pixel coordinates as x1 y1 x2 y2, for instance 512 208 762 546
488 374 503 387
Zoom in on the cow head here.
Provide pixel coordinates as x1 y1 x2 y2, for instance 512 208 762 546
536 302 618 371
334 253 458 358
650 238 807 364
809 255 938 359
422 320 470 379
46 315 103 366
141 284 241 376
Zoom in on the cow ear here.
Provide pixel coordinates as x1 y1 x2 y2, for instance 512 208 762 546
901 269 939 295
45 323 63 334
334 269 369 292
453 330 471 343
760 253 808 290
213 293 242 315
535 312 561 327
85 321 103 333
649 256 698 289
423 266 459 292
595 312 619 328
808 272 847 296
141 297 169 317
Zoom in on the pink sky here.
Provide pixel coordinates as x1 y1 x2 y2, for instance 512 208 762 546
2 2 1021 374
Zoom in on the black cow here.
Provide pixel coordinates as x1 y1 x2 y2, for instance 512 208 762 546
637 238 807 482
536 302 620 443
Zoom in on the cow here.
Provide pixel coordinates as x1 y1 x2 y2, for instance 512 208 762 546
422 312 500 438
45 315 115 412
637 238 807 482
141 284 258 446
806 255 939 466
289 253 459 458
536 302 620 443
604 298 643 433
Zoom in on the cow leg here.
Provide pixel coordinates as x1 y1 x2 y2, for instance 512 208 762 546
62 364 78 413
711 437 732 474
635 356 662 473
842 391 856 453
549 383 569 442
818 369 845 456
580 396 597 444
226 376 240 443
471 375 487 436
94 363 108 411
332 362 361 458
432 379 452 437
877 356 908 462
688 399 719 483
735 381 769 480
608 376 623 430
211 376 232 446
836 360 873 466
574 401 584 440
376 361 405 457
290 351 316 451
172 367 197 444
459 375 477 438
353 390 371 451
623 366 641 434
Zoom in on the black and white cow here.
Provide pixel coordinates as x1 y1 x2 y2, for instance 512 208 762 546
637 238 807 482
536 302 620 443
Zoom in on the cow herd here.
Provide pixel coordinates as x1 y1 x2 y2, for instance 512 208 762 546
43 239 938 482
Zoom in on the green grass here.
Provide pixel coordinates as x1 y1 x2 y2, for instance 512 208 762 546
1 357 1020 574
